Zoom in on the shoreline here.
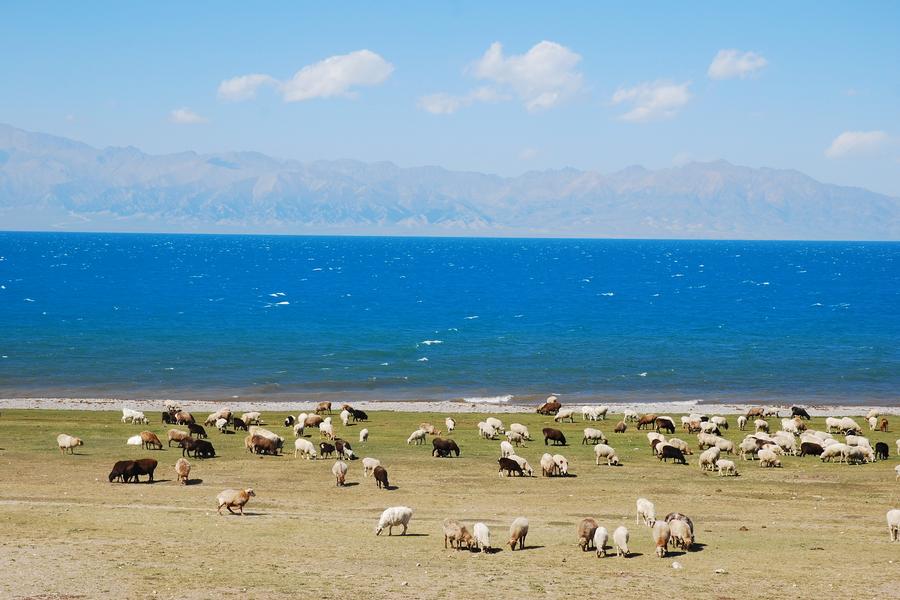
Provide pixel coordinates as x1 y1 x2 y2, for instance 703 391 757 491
1 396 897 416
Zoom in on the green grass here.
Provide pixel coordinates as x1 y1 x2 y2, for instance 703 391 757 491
0 408 898 599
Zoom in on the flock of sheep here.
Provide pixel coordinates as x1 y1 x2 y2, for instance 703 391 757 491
53 397 900 545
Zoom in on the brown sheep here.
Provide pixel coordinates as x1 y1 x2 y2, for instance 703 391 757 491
167 429 191 447
443 519 474 550
251 435 279 455
174 458 191 484
139 431 163 450
536 399 561 415
542 428 567 446
614 421 627 433
217 488 255 515
879 418 889 432
746 407 765 418
175 411 195 425
373 465 390 489
636 414 658 430
304 414 324 428
315 402 332 415
578 518 599 551
125 458 158 483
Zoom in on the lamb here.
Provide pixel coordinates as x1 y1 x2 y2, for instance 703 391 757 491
359 428 369 443
407 429 427 445
652 521 670 557
508 517 529 550
715 459 738 476
887 509 900 542
498 457 525 477
445 417 456 433
56 434 84 455
432 438 460 457
500 440 514 457
636 498 656 526
507 454 534 476
668 518 693 551
216 488 255 515
614 421 627 433
554 408 576 423
473 522 491 552
373 465 390 489
758 448 782 468
542 428 566 446
362 457 381 476
510 423 531 440
332 460 349 486
174 457 190 484
593 526 609 557
485 417 504 433
293 438 317 459
443 519 474 550
699 447 721 471
594 443 620 466
139 431 163 450
505 430 527 446
340 409 351 427
375 506 413 536
578 518 599 551
540 453 558 477
737 415 748 430
582 428 608 445
613 526 629 557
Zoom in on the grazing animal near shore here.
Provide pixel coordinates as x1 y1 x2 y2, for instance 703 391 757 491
56 434 83 455
536 397 561 415
445 417 456 433
791 406 811 420
432 438 460 457
508 517 529 551
139 431 163 450
188 423 207 438
315 402 331 415
543 427 566 446
174 458 191 484
614 421 627 433
594 443 620 466
180 437 215 459
637 414 657 430
375 506 413 536
175 411 195 425
362 457 380 476
217 488 255 515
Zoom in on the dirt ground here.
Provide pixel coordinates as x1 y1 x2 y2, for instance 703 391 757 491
0 408 898 599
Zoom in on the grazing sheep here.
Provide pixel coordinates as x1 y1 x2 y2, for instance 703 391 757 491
554 408 576 423
340 410 351 427
754 419 769 433
582 406 596 421
108 460 134 483
594 443 620 466
842 446 869 465
319 442 335 458
174 458 190 484
180 437 215 459
293 422 307 437
791 406 811 420
825 417 842 433
505 430 527 446
552 454 569 476
746 407 766 419
846 435 872 449
214 418 228 433
594 405 609 420
375 506 413 536
443 519 474 550
187 423 207 438
335 438 354 460
250 435 279 456
868 416 878 431
445 417 456 433
359 428 369 443
696 433 720 449
896 439 900 455
699 447 721 471
614 421 627 433
507 454 534 476
508 517 529 550
652 521 670 557
799 441 824 457
542 428 567 446
485 417 504 433
139 431 163 450
737 415 748 430
699 421 720 436
500 440 514 457
637 414 658 430
716 459 738 476
478 422 498 439
407 429 427 445
711 415 729 429
315 402 331 415
821 443 849 462
582 428 608 445
613 526 630 557
739 439 760 460
540 453 558 477
664 512 695 544
373 465 390 489
122 408 149 425
56 434 84 455
216 488 255 515
656 416 676 434
623 409 639 422
123 458 158 483
536 397 561 415
420 423 441 435
126 435 142 446
636 498 656 526
510 423 531 440
668 518 693 551
232 418 248 432
666 438 692 455
293 438 317 459
839 417 862 434
473 522 491 552
758 448 782 468
593 526 609 557
432 438 460 457
578 518 599 551
878 418 888 432
350 408 368 422
888 510 900 542
284 415 294 427
498 457 525 477
658 444 686 464
332 460 349 486
362 457 381 476
319 422 335 440
715 438 735 455
304 414 324 429
874 442 889 460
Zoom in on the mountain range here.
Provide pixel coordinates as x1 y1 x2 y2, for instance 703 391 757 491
0 123 897 240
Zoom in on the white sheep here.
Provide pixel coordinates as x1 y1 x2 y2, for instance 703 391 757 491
711 416 728 429
375 506 413 536
820 443 848 462
714 438 735 455
319 422 335 440
623 409 638 422
340 409 351 427
593 526 609 557
215 418 228 433
359 428 369 443
582 428 607 445
508 517 529 550
613 526 629 557
699 421 719 435
636 498 656 526
737 415 748 430
594 405 609 420
896 439 900 455
332 460 348 486
407 429 427 445
485 417 504 433
121 408 148 424
715 458 738 476
739 438 759 460
478 422 498 439
473 522 491 552
887 509 900 542
758 448 782 468
507 454 534 476
866 408 880 419
895 465 900 480
445 417 456 433
216 488 255 515
582 405 596 421
553 454 569 476
846 435 871 449
540 453 558 477
241 411 262 425
510 423 531 440
505 430 526 446
754 419 769 433
666 438 692 455
699 447 721 471
293 438 317 459
554 408 575 423
825 417 842 433
594 443 620 466
362 457 381 477
652 521 670 558
499 440 514 458
56 434 84 455
839 417 862 434
647 431 666 443
696 433 720 449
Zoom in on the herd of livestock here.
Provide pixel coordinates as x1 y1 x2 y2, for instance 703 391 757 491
53 397 900 546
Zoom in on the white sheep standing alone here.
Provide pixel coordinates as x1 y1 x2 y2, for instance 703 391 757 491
613 526 630 557
216 488 255 515
636 498 656 526
332 460 348 486
716 459 738 476
888 509 900 542
293 438 317 459
652 521 670 557
407 429 427 445
499 440 514 458
445 417 456 433
56 434 84 455
375 506 413 536
473 522 491 552
359 428 369 443
593 526 609 557
508 517 529 550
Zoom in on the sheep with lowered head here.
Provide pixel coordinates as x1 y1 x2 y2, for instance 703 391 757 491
506 430 527 446
613 526 630 557
507 454 534 477
359 428 369 443
540 453 558 477
362 457 381 476
716 459 738 476
552 454 569 476
594 443 620 466
293 438 317 459
216 488 255 515
652 521 670 557
888 509 900 542
577 518 599 551
508 517 529 550
332 460 348 486
407 429 427 445
510 423 531 440
375 506 413 536
445 417 456 433
758 448 782 468
443 519 474 550
473 522 491 552
174 457 191 484
636 498 656 526
593 526 609 557
485 417 504 433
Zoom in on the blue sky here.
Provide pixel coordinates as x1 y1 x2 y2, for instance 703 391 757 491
2 1 899 194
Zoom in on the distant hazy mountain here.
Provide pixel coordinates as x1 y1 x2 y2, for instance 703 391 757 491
1 123 897 239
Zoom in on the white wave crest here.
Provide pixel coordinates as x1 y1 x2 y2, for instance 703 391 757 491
462 394 513 404
420 340 443 345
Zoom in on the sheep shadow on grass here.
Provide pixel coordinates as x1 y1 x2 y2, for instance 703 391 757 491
341 482 360 487
184 478 203 485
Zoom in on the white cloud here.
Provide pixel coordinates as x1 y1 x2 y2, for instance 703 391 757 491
217 50 393 103
825 130 889 158
611 81 691 122
417 87 506 115
519 147 539 160
168 107 208 124
708 49 768 80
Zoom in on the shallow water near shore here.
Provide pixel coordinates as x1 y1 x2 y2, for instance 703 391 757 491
0 232 897 405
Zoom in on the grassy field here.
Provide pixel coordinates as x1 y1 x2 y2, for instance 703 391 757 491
0 407 898 599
